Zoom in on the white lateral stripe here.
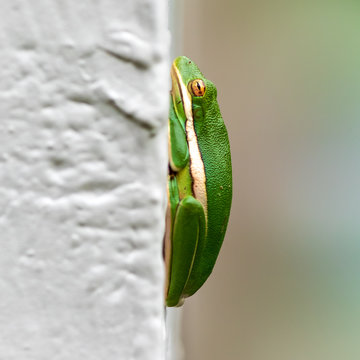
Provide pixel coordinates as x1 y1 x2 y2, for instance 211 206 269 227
173 65 208 218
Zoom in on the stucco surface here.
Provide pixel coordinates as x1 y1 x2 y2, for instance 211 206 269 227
0 1 169 359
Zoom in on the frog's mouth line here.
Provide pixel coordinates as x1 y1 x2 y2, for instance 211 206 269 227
170 63 189 122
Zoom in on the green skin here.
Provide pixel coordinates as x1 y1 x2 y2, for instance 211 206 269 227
165 56 232 307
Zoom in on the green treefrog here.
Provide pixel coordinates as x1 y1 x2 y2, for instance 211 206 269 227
164 56 232 307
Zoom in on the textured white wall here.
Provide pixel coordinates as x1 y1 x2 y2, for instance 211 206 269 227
0 1 169 359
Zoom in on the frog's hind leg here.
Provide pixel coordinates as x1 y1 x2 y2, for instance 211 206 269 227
166 196 206 307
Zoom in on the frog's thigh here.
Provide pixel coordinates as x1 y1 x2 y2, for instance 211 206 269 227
166 196 206 307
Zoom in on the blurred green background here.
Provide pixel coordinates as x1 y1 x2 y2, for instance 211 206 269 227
171 1 360 359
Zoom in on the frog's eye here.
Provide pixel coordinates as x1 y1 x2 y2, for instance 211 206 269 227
189 79 206 97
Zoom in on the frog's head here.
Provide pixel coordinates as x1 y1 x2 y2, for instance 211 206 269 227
171 56 217 126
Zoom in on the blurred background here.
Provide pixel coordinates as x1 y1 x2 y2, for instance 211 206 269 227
170 1 360 359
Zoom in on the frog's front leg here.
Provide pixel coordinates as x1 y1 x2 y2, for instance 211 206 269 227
166 193 206 307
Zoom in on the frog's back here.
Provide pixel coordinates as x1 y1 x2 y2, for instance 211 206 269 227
184 80 232 295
